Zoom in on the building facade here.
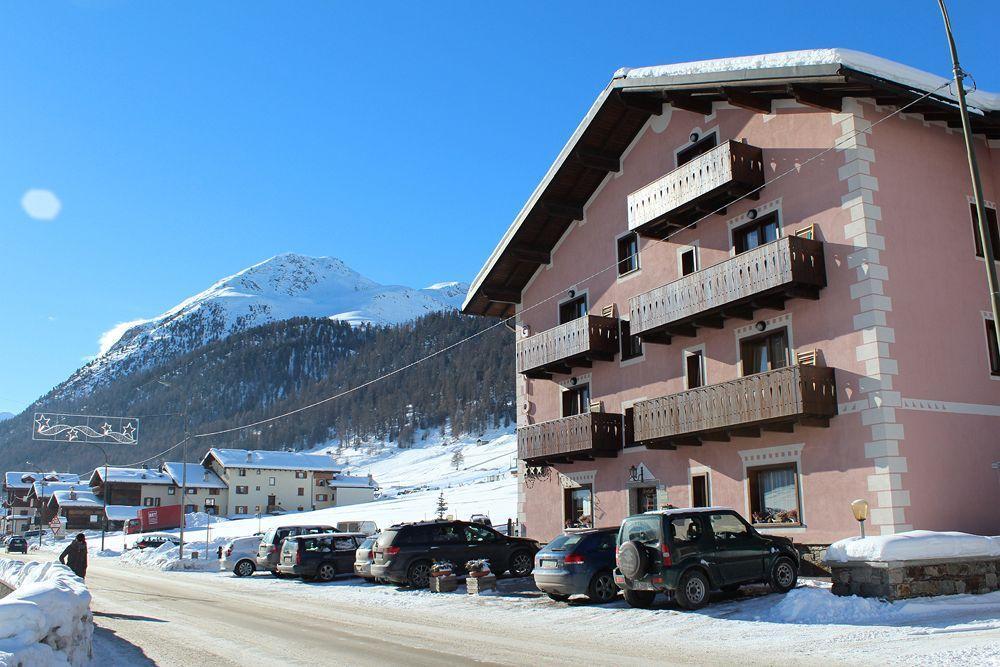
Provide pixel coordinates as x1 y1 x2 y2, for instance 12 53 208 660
162 462 229 516
2 472 79 535
89 467 176 510
463 50 1000 547
201 449 376 516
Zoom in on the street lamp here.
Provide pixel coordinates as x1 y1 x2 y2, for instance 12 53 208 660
850 499 869 538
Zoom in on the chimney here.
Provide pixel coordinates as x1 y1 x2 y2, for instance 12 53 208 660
246 451 253 463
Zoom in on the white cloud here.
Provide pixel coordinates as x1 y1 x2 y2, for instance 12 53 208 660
98 319 148 356
21 189 62 220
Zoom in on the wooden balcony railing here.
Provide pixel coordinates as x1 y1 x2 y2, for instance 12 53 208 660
627 140 764 237
632 365 837 447
516 315 619 379
518 412 623 463
629 236 826 342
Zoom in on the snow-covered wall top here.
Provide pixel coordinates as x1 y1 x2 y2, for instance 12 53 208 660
0 559 93 667
826 530 1000 563
616 48 1000 113
208 448 340 472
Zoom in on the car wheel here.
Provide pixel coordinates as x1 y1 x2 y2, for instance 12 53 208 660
546 593 571 602
508 551 533 577
623 589 656 609
769 557 798 594
317 562 337 582
587 571 618 604
234 559 256 577
407 560 431 588
675 569 710 610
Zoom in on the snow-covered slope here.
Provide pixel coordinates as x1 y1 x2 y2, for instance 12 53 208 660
0 412 13 421
54 253 467 398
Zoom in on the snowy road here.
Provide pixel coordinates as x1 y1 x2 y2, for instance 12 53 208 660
7 552 1000 666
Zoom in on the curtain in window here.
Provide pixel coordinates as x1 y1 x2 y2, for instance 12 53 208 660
759 468 796 512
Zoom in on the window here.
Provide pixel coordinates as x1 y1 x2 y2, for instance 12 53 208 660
620 320 643 361
564 485 593 528
709 512 752 541
295 471 307 479
561 383 591 417
238 469 247 477
209 488 220 496
464 524 498 543
235 486 248 495
986 318 1000 376
669 517 704 544
971 204 1000 259
685 349 705 388
167 487 176 495
316 479 326 487
298 506 304 511
297 487 304 496
268 477 276 486
255 486 261 491
748 464 801 525
558 295 587 324
680 247 698 276
691 474 710 507
142 497 160 507
740 328 789 375
205 498 215 506
733 212 779 254
256 469 261 475
186 488 197 495
617 232 639 276
315 494 328 502
620 516 660 548
677 132 718 167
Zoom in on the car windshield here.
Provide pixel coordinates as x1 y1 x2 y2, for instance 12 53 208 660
375 530 398 548
620 516 660 548
261 528 277 545
544 534 585 552
359 537 376 550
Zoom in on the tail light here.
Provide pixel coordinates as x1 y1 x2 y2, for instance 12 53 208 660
295 549 302 565
661 543 672 567
268 545 277 555
564 553 585 565
367 549 374 560
385 546 400 557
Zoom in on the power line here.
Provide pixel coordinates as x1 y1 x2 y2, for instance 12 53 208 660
92 81 950 466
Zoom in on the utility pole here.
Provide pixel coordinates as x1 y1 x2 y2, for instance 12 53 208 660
178 411 189 560
938 0 1000 350
93 443 109 552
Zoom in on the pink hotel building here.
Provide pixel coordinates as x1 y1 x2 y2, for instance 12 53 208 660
462 50 1000 550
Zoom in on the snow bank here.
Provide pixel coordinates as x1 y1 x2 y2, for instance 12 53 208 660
826 531 1000 563
120 540 224 572
185 512 229 529
0 558 92 667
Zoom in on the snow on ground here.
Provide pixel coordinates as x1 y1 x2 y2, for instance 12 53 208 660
827 530 1000 562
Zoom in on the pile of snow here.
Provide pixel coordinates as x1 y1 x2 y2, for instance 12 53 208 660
120 540 224 572
0 559 92 667
184 512 229 529
826 531 1000 563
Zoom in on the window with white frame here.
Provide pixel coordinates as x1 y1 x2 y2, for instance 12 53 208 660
268 477 276 486
234 505 248 515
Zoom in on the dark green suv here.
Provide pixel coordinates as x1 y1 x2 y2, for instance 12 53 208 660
614 508 799 609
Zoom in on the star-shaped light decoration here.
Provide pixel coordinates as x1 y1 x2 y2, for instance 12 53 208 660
121 421 136 440
34 414 50 433
100 422 113 436
66 429 78 442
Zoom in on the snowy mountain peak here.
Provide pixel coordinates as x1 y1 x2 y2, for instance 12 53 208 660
58 254 468 399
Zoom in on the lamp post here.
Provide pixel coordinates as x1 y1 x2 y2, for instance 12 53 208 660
851 499 870 538
937 0 1000 352
91 443 110 552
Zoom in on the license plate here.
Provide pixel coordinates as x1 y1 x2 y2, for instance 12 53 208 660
631 579 655 590
541 559 558 568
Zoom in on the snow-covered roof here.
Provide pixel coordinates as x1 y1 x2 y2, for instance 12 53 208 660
50 489 103 509
4 472 79 490
162 462 227 489
30 481 81 499
104 505 141 521
205 448 340 473
91 467 174 486
462 48 1000 316
328 474 376 489
616 49 999 112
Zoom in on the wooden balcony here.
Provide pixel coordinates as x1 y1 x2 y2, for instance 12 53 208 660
632 365 837 448
629 236 826 343
627 140 765 237
518 412 623 464
516 315 619 379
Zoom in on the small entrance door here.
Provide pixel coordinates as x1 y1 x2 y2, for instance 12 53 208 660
632 486 657 513
691 474 710 507
267 495 277 507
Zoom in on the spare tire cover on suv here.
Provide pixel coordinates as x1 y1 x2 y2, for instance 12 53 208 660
617 540 650 579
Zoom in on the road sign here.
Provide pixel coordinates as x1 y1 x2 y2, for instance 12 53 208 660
32 412 139 445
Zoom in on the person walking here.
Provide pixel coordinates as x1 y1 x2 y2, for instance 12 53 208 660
59 533 88 580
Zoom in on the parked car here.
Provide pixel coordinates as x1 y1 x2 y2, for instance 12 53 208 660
354 535 379 581
6 536 28 554
469 514 492 527
371 519 540 587
336 521 378 536
131 533 181 550
256 524 336 576
613 508 800 610
276 532 367 581
22 529 44 540
221 535 263 577
533 527 619 604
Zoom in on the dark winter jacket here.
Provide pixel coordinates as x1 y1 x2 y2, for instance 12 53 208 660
59 540 88 579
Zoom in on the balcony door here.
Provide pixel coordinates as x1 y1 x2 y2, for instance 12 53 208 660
740 328 789 376
562 383 591 417
559 295 587 324
733 213 779 254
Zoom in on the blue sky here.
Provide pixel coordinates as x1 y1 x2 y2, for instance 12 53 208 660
1 1 996 413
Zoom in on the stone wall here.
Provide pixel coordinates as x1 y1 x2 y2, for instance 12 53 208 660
831 556 1000 600
796 544 830 576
